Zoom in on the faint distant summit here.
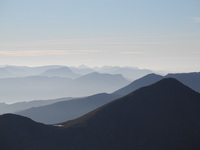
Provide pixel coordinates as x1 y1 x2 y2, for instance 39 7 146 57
39 67 79 78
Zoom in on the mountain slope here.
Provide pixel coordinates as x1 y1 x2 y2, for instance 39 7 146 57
166 72 200 93
113 72 200 97
114 73 163 96
16 93 120 124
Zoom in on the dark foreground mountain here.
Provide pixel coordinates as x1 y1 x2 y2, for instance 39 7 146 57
16 93 120 124
0 114 63 150
1 78 200 150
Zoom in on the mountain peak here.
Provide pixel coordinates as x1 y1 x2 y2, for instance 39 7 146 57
141 77 193 94
148 77 183 87
39 67 79 78
113 73 163 96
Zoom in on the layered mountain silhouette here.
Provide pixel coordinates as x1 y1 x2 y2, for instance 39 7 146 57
13 72 200 124
0 72 129 102
13 73 161 124
16 93 120 124
0 65 153 80
1 78 200 150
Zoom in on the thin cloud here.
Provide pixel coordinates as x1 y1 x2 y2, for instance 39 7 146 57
192 17 200 23
121 51 144 54
0 50 80 56
0 50 102 56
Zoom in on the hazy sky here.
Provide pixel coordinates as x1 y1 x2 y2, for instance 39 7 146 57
0 0 200 72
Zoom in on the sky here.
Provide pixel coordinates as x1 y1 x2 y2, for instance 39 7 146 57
0 0 200 72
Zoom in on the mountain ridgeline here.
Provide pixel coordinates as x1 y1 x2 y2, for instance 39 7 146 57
1 78 200 150
165 72 200 93
114 72 200 96
113 73 163 96
0 65 199 103
13 72 200 124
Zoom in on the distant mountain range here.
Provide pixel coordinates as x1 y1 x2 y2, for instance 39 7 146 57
1 65 153 102
15 73 162 124
73 72 129 92
94 66 152 80
0 72 130 102
69 65 95 75
0 65 152 80
1 78 200 150
11 72 200 124
13 73 161 124
0 65 64 77
39 67 80 78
